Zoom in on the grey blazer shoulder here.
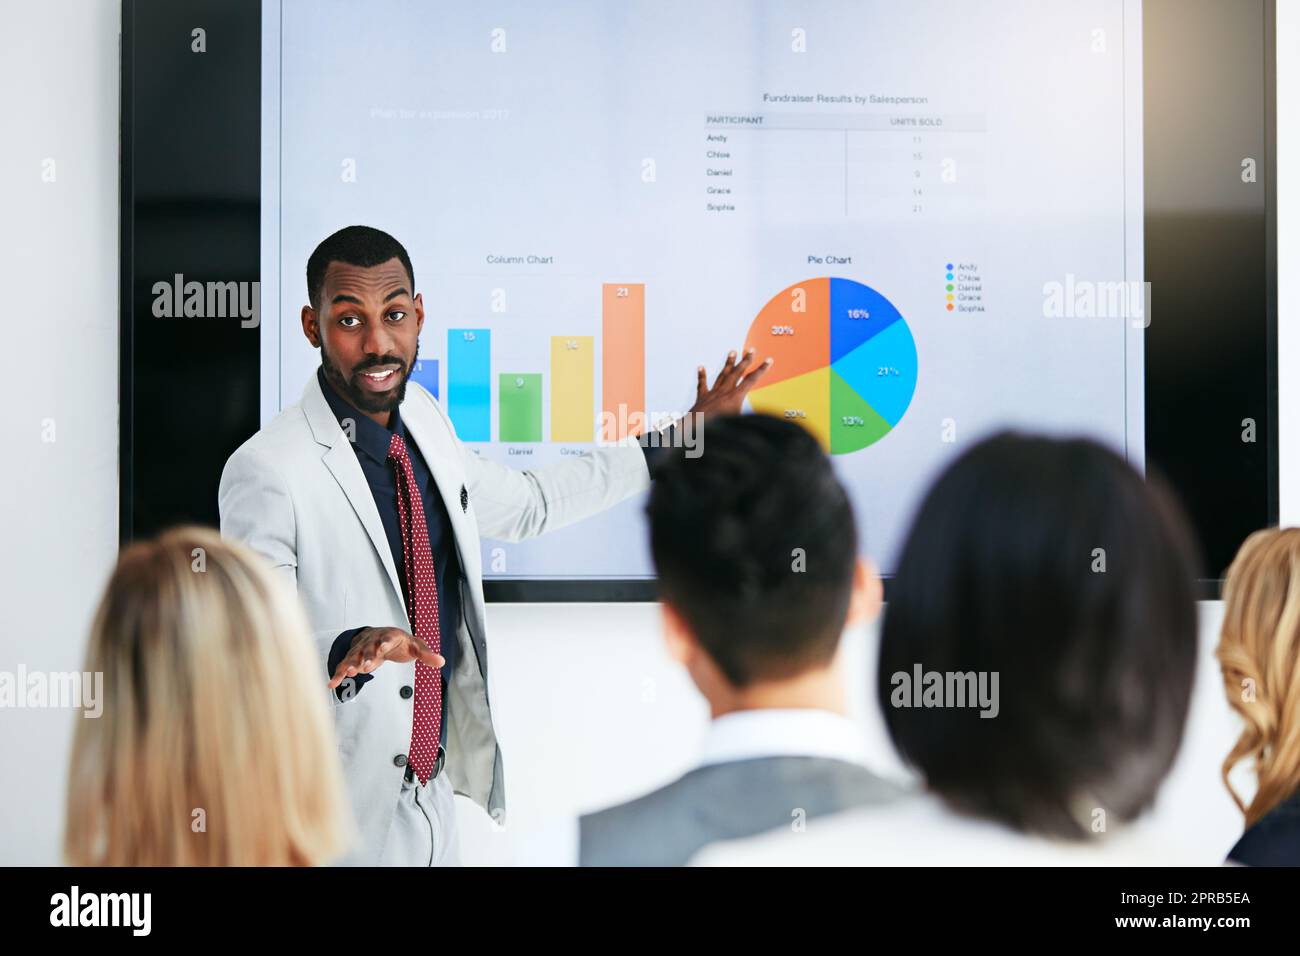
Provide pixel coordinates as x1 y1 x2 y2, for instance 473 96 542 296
578 756 905 867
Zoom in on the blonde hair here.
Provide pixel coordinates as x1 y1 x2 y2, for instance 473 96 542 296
1217 527 1300 828
65 526 354 865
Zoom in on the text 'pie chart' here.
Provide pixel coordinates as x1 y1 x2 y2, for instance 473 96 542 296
743 277 918 453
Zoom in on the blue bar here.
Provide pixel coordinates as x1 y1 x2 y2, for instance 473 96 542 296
448 329 490 441
410 357 439 401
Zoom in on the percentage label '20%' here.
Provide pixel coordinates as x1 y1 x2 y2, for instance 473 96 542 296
784 409 807 419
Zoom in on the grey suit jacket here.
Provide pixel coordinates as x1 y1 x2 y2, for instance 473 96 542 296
578 756 905 866
218 371 650 863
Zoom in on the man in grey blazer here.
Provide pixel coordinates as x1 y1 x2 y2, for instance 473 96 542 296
569 415 904 866
218 225 770 866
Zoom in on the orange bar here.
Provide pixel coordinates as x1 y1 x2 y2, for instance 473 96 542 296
601 283 646 440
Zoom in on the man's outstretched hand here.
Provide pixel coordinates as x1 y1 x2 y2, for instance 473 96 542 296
689 348 774 419
327 626 445 690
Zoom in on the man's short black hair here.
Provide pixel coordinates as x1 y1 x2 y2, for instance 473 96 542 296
647 414 859 688
878 431 1201 839
306 225 415 310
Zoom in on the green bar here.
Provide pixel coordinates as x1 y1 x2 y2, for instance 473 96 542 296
498 373 542 442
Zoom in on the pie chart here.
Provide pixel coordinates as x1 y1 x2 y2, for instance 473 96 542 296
743 277 917 454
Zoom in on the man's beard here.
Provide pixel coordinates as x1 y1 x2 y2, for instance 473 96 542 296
320 340 416 415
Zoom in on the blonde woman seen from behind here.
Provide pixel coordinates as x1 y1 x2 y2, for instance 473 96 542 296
65 526 354 866
1218 527 1300 866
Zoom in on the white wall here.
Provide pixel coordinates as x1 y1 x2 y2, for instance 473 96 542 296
0 0 121 865
0 0 1292 865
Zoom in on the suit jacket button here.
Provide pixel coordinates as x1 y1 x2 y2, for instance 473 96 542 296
400 685 413 699
393 754 408 768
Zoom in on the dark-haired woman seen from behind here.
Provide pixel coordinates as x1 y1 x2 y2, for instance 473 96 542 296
1217 527 1300 866
696 431 1204 865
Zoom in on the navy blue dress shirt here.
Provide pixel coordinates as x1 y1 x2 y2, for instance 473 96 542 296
1227 790 1300 866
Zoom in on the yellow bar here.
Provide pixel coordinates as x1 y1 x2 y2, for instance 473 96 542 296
551 335 595 442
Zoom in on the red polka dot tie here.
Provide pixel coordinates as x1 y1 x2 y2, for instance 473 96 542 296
387 432 442 786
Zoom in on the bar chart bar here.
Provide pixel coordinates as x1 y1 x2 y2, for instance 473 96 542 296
550 335 595 442
410 357 439 401
448 329 490 441
499 373 542 442
601 283 646 440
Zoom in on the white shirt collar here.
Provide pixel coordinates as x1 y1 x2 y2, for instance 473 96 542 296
698 708 868 768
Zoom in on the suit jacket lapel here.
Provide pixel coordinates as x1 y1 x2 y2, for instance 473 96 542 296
300 372 405 607
401 394 473 573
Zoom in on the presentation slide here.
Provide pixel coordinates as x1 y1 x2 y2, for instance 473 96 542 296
260 0 1145 583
